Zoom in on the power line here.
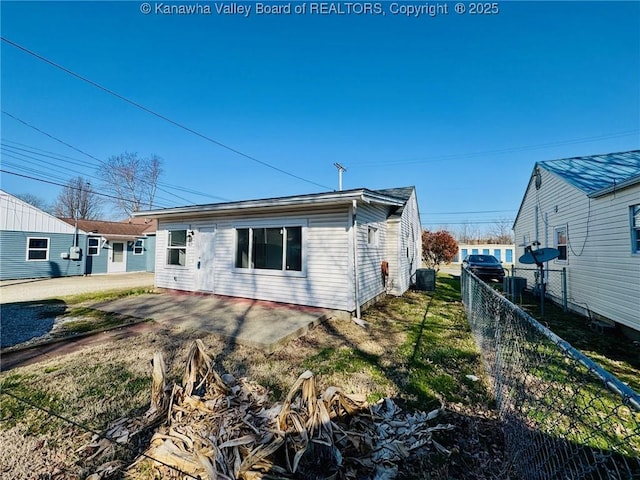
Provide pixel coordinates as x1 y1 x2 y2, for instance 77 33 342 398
1 145 212 209
2 111 197 205
0 389 199 479
422 209 515 215
0 169 172 208
350 130 640 167
1 37 333 191
3 135 231 204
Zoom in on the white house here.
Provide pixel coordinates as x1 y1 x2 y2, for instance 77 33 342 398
513 151 640 334
134 187 422 315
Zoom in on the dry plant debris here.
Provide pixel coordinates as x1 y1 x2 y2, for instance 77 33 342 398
81 339 455 479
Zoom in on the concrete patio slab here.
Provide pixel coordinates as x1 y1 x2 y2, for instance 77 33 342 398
93 292 337 351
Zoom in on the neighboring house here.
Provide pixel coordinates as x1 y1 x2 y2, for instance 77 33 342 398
513 150 640 334
59 218 156 275
453 243 516 268
0 190 86 280
134 187 422 314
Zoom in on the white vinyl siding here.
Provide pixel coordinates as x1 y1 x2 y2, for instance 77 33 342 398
152 190 421 313
155 209 352 310
356 203 388 306
1 191 77 234
514 166 640 332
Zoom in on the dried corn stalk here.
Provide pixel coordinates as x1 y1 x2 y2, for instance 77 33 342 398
82 340 454 480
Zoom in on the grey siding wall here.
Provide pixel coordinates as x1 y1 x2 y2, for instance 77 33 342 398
514 168 640 331
356 203 388 306
395 190 421 295
155 207 353 310
0 231 85 280
386 218 401 294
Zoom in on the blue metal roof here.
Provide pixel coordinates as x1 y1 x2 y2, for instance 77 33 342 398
539 150 640 196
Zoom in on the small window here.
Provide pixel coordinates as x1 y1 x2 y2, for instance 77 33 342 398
367 226 378 246
88 237 100 256
555 226 567 261
494 249 501 261
505 249 513 263
461 248 468 260
27 237 49 261
472 248 479 255
482 248 490 255
167 230 187 266
631 205 640 254
134 239 144 255
235 228 250 268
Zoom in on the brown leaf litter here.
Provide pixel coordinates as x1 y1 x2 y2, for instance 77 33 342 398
80 339 456 479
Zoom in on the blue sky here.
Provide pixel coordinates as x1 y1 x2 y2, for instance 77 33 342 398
1 1 639 232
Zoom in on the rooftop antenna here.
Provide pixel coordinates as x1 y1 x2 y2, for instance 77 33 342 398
334 163 347 191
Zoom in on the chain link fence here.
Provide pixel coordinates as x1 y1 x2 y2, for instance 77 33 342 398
506 267 567 311
461 267 640 480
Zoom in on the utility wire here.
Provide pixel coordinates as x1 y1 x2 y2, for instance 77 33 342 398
0 390 200 480
1 169 172 208
1 37 332 191
1 147 191 209
2 110 197 205
2 136 230 203
350 130 640 167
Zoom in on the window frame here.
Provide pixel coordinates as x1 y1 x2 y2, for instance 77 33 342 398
631 204 640 255
505 249 513 263
87 237 101 256
367 225 379 247
166 229 188 267
555 225 568 263
233 220 306 277
133 238 144 256
26 237 50 261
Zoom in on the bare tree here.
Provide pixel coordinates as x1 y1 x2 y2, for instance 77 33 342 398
15 193 53 214
456 221 483 244
97 152 163 217
488 218 514 244
53 176 102 220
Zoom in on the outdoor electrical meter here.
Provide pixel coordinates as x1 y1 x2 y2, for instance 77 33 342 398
69 246 81 260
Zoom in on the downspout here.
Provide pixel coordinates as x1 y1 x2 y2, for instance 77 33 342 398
352 199 361 320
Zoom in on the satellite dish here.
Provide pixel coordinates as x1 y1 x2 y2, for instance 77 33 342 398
519 247 560 265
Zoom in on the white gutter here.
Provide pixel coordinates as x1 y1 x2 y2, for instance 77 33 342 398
132 189 404 218
352 199 362 321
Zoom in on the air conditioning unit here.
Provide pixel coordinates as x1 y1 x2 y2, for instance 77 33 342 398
415 268 436 291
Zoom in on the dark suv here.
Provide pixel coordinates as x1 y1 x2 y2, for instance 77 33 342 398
463 254 505 281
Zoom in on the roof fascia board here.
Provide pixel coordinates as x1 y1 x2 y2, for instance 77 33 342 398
134 189 405 218
588 174 640 198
